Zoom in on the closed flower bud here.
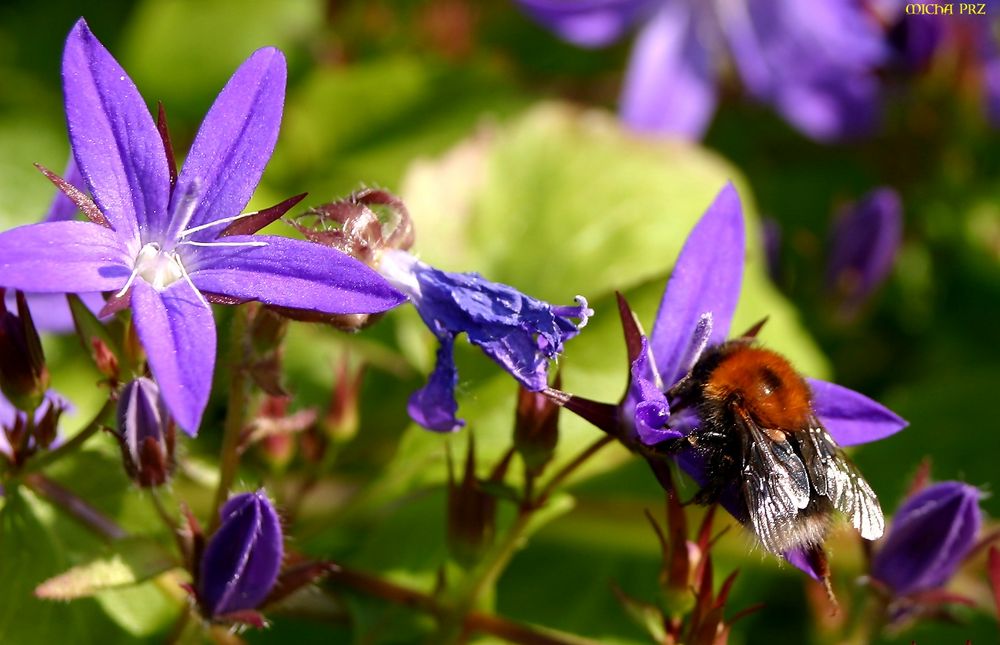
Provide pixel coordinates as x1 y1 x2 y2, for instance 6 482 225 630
0 290 50 412
871 481 982 597
197 491 284 620
447 438 498 568
116 377 174 487
513 380 560 475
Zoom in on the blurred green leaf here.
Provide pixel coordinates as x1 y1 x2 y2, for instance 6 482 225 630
35 537 174 600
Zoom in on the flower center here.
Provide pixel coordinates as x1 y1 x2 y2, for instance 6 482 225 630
134 243 185 290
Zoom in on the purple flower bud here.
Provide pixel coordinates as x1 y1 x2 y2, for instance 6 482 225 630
871 482 982 597
116 377 175 487
0 290 49 412
826 188 903 316
0 390 66 466
197 491 284 619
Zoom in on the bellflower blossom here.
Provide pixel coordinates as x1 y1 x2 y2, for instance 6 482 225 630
870 481 983 598
551 183 907 578
378 249 592 432
517 0 889 140
0 20 404 434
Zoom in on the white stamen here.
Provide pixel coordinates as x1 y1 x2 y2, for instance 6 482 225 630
176 240 268 248
176 258 210 309
125 243 187 292
177 210 259 238
116 267 141 297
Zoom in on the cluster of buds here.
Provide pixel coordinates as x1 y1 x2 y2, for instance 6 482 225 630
614 465 760 645
282 188 414 331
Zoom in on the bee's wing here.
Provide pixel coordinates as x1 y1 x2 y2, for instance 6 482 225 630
799 420 884 541
740 420 811 554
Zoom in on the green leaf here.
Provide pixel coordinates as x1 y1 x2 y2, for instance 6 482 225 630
0 488 126 644
35 537 175 600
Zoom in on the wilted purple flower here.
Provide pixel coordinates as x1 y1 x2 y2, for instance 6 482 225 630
826 188 902 316
116 377 174 487
871 482 983 597
378 249 592 432
0 20 404 434
197 491 283 620
517 0 889 140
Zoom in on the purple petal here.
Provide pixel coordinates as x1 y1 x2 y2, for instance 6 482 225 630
826 188 902 313
871 482 982 596
720 0 885 141
650 184 744 386
187 235 404 314
199 491 283 617
44 154 86 223
62 19 169 242
808 379 907 447
783 548 822 580
130 280 216 435
408 335 464 432
620 3 718 138
983 54 1000 127
772 76 881 142
516 0 655 47
169 48 286 241
624 337 678 445
6 292 105 335
0 221 132 293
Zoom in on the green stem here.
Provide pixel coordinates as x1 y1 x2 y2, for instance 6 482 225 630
438 435 614 643
207 306 251 534
20 399 114 476
24 472 127 541
328 565 602 645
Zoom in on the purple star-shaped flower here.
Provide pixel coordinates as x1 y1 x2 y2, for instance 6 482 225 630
551 183 907 579
517 0 888 141
633 183 907 576
871 481 983 598
378 249 592 432
0 20 404 434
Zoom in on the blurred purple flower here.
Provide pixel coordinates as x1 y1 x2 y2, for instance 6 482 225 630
197 490 283 619
516 0 888 140
886 0 1000 126
826 188 902 316
379 249 592 432
871 481 982 597
0 20 404 434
